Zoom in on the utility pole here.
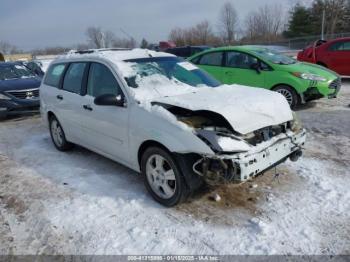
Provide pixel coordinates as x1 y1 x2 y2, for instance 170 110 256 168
321 9 326 40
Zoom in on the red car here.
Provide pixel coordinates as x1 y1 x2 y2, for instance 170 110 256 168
297 37 350 77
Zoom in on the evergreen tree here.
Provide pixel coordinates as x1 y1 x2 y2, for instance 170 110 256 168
284 4 313 37
140 38 149 49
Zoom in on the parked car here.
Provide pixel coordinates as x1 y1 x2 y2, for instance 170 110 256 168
0 62 41 119
188 46 341 108
297 38 350 77
165 46 211 58
40 49 306 206
159 41 176 51
16 61 45 78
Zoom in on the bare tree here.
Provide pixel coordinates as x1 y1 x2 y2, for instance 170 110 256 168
112 37 136 48
244 4 285 43
169 27 186 46
218 2 238 44
0 41 14 55
193 20 213 45
86 27 105 48
169 21 219 46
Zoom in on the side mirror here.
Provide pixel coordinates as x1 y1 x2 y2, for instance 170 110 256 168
250 63 261 74
94 94 125 107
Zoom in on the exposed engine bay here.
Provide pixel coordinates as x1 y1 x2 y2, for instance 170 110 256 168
154 102 306 185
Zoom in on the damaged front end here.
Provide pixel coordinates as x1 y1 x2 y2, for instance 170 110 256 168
159 103 306 185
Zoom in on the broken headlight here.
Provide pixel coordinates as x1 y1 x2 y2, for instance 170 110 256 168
291 111 302 133
196 129 251 153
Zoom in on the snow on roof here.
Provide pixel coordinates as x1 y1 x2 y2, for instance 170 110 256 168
55 48 175 64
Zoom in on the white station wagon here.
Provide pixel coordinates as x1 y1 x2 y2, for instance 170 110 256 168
40 49 306 206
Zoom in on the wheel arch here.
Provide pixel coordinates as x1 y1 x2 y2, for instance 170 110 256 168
271 83 302 107
47 111 56 121
316 61 328 68
137 139 204 193
138 140 171 168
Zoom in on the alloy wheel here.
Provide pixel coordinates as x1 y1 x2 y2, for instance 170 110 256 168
145 154 176 199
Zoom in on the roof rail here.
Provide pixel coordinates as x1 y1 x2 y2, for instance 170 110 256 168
67 48 132 55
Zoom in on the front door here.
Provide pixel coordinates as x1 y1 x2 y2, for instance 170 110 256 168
79 62 130 164
222 51 266 88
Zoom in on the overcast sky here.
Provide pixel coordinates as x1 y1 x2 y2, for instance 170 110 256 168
0 0 301 50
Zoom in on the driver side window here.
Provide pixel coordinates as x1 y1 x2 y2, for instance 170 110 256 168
87 63 123 97
226 51 258 69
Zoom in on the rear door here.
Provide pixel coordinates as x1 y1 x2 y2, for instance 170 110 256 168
79 62 130 164
56 62 88 142
41 63 67 119
222 51 266 87
192 51 224 82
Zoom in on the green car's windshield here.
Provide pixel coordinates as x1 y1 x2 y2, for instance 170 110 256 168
0 64 35 80
252 49 296 65
124 57 221 88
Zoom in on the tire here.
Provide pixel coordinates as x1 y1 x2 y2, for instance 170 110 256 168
141 147 190 207
273 85 299 109
0 111 7 121
49 115 73 151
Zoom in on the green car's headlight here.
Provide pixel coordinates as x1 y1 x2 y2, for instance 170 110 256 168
291 111 302 133
291 72 327 82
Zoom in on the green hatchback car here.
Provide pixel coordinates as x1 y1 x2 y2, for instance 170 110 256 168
188 46 341 107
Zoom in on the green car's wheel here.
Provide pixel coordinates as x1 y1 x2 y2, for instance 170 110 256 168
273 85 299 108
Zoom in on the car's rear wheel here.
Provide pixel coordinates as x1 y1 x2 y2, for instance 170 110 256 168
141 147 190 206
273 85 299 108
49 115 73 151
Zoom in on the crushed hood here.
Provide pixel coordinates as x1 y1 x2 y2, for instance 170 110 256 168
153 85 293 134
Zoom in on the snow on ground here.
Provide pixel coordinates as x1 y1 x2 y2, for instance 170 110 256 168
0 82 350 255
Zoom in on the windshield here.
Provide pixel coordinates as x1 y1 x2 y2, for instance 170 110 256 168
124 57 221 88
0 64 35 80
252 49 296 65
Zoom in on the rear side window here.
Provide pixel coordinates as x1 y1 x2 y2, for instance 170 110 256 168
198 52 223 66
62 63 87 94
87 63 123 97
329 41 350 51
44 64 66 87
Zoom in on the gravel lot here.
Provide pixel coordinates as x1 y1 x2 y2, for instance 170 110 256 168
0 82 349 255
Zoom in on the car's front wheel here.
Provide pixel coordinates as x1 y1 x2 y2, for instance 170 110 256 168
273 85 299 108
141 147 190 206
49 115 73 151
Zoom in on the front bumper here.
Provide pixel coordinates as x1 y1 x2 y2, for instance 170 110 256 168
195 129 306 184
304 78 341 101
231 130 306 181
0 98 40 116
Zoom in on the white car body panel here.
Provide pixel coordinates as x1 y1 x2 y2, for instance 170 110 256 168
40 49 306 181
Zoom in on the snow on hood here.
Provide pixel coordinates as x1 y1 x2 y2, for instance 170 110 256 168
153 85 293 134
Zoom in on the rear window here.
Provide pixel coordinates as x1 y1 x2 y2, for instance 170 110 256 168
44 64 66 87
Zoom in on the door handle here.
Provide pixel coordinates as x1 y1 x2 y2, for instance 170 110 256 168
83 105 93 111
56 95 63 100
